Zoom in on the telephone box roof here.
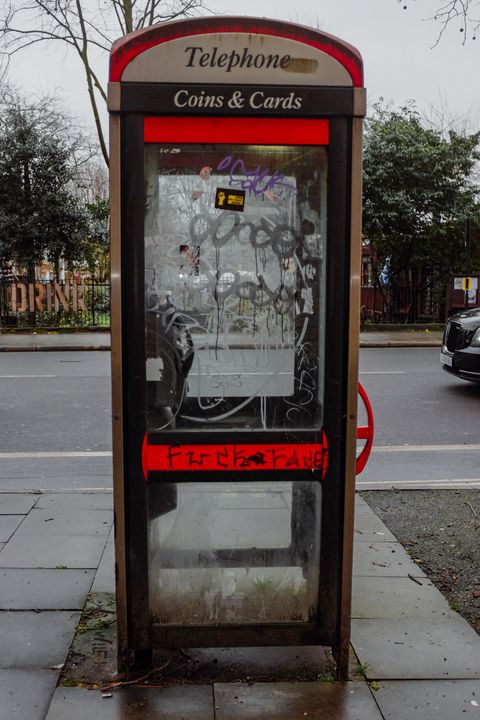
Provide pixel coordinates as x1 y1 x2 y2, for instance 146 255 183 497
109 16 363 87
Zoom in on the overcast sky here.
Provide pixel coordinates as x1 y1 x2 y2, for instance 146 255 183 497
6 0 480 133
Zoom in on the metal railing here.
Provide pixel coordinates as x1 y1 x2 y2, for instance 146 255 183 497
0 280 110 328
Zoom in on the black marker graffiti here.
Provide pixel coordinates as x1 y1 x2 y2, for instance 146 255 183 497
160 444 325 471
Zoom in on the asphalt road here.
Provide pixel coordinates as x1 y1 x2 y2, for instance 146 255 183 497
358 347 480 489
0 347 479 491
0 351 112 491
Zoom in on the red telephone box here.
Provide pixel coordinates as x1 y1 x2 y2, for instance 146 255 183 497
109 16 365 678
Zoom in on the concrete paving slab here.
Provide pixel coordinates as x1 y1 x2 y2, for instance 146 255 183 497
354 515 397 543
374 679 480 719
45 686 215 719
352 576 453 619
0 515 24 542
212 507 292 548
215 490 288 509
0 610 78 668
35 492 113 511
0 568 94 609
160 497 292 551
15 508 112 536
0 533 107 568
90 572 115 594
351 617 480 679
0 493 39 514
0 668 60 720
214 681 383 719
95 541 114 574
354 495 374 513
353 541 426 577
91 543 115 593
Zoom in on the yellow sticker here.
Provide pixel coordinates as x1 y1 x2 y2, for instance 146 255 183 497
215 188 246 211
228 194 244 206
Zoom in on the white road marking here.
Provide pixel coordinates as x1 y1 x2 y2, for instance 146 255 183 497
0 375 57 378
0 487 113 494
0 443 478 458
0 451 112 459
0 445 478 460
372 444 480 453
358 478 480 489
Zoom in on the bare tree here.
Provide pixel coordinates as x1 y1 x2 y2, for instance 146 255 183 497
399 0 480 44
72 155 109 205
0 0 208 166
0 83 98 168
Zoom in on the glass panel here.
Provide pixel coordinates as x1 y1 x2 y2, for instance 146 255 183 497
148 481 321 625
144 143 327 431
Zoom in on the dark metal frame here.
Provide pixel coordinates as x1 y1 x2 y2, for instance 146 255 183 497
117 103 353 652
119 83 355 117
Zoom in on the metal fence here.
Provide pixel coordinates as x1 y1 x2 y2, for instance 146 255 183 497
361 277 438 324
0 280 110 328
361 276 480 324
5 277 473 329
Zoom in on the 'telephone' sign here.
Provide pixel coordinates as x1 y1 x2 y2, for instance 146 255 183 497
184 46 292 73
120 33 353 86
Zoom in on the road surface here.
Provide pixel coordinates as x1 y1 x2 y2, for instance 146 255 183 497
1 347 479 491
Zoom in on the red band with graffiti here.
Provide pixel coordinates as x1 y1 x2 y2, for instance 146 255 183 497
142 436 328 479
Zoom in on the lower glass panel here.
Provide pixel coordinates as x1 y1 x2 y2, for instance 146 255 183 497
148 481 321 625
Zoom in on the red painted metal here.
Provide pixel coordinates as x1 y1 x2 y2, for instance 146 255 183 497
356 382 374 475
142 435 329 478
110 17 363 86
144 116 329 145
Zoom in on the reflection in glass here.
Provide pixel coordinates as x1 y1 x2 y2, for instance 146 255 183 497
144 143 326 627
144 143 327 431
148 481 321 625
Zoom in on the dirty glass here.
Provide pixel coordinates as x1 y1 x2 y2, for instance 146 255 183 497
145 143 325 626
144 143 327 431
148 481 321 625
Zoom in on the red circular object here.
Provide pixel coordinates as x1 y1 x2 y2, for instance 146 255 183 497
356 382 374 475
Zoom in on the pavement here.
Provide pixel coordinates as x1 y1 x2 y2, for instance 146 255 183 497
6 328 480 720
0 328 444 351
359 329 443 348
0 331 112 352
2 490 480 719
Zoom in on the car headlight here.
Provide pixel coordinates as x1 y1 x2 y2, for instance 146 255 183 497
471 327 480 347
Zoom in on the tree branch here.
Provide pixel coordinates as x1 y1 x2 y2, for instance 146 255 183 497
400 0 480 44
0 0 209 165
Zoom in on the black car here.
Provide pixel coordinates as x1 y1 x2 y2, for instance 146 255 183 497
441 307 480 383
